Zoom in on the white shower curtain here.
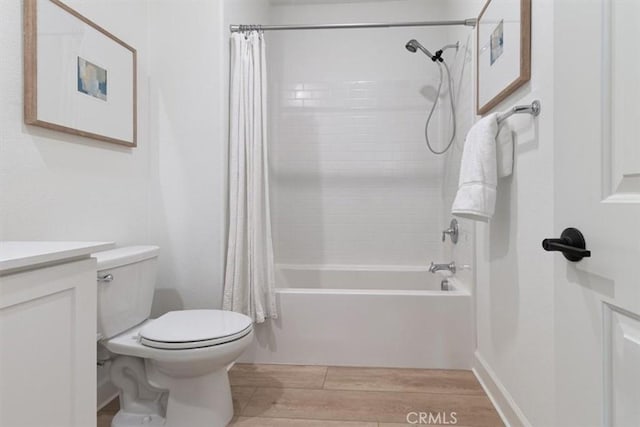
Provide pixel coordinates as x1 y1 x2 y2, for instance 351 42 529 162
223 31 277 323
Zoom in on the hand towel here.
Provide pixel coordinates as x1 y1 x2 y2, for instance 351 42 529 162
496 123 514 178
451 113 499 222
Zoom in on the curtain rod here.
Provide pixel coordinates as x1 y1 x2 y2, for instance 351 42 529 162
229 19 477 33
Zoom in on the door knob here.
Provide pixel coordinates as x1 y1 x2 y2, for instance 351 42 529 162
542 227 591 262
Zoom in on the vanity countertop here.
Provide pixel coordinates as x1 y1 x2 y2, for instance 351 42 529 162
0 241 115 273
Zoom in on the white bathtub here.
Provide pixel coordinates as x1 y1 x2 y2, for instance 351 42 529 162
239 265 473 369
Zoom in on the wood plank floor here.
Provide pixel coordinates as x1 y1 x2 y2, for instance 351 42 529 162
98 364 504 427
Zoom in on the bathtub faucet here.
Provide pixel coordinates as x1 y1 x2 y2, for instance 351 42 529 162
428 261 456 274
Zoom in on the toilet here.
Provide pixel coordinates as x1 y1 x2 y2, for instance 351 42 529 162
95 246 253 427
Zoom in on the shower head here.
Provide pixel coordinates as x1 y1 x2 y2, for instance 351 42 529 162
405 39 419 53
405 39 451 63
405 39 436 60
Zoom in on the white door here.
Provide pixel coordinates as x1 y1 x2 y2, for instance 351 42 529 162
554 0 640 426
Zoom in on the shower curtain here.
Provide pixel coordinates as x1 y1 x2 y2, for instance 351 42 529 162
223 31 277 323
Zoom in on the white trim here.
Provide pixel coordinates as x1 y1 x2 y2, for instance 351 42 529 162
603 302 613 427
600 0 612 199
472 352 532 427
97 380 118 411
275 288 469 297
275 263 431 272
599 0 640 203
602 302 640 426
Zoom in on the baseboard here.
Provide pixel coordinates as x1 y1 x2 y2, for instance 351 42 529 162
472 352 531 427
97 382 118 411
97 361 118 411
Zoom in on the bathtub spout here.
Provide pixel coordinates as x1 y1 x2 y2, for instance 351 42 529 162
428 262 456 274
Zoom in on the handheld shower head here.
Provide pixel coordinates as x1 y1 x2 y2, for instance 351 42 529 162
404 39 458 155
405 39 436 60
405 39 419 53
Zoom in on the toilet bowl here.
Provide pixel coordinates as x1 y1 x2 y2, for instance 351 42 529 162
94 246 253 427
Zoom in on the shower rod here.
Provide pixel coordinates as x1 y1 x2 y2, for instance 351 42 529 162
230 19 477 33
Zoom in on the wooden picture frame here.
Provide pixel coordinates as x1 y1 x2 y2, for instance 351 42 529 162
476 0 531 115
24 0 137 147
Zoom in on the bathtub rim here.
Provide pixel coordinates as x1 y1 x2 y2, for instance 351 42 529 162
276 263 434 272
274 287 470 297
274 263 468 294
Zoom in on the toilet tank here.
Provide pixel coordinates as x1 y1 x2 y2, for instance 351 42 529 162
94 246 159 340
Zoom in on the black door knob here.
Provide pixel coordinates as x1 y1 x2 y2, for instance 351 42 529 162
542 228 591 262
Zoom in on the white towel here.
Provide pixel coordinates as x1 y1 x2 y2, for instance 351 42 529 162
496 123 514 178
451 113 501 222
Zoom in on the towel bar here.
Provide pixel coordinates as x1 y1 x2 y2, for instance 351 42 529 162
497 100 541 124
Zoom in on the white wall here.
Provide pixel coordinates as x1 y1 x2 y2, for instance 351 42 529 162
0 0 271 408
145 0 226 314
0 0 151 245
464 0 557 426
0 0 153 411
267 0 453 267
145 0 270 316
439 8 477 293
0 0 269 316
0 0 274 315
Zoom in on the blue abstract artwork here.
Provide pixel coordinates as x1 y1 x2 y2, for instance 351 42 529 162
490 20 504 66
77 57 107 101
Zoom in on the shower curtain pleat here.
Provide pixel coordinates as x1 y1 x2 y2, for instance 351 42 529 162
223 31 277 323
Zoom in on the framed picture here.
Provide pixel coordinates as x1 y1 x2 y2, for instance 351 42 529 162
24 0 137 147
476 0 531 115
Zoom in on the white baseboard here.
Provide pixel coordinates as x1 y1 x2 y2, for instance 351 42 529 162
97 381 118 411
97 361 118 410
472 352 531 427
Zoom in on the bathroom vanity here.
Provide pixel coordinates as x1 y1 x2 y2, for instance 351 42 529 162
0 241 113 427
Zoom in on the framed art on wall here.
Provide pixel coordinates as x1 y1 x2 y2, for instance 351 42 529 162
24 0 137 147
476 0 531 115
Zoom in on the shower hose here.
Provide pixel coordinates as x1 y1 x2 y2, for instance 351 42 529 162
424 61 456 155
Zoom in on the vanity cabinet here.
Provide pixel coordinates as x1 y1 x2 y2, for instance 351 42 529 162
0 242 112 427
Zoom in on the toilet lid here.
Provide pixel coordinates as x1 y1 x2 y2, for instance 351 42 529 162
139 310 253 350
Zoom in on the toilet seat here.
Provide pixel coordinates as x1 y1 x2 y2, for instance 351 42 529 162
139 310 253 350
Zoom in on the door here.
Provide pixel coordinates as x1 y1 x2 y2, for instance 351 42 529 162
554 0 640 426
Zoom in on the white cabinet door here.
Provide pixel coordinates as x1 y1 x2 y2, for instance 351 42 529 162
554 0 640 426
0 258 96 427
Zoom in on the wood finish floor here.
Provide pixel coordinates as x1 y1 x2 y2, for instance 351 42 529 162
98 364 504 427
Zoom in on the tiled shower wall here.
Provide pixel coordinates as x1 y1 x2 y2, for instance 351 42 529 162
266 2 454 267
442 31 476 290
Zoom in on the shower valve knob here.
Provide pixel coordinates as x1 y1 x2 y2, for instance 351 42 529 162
441 219 459 244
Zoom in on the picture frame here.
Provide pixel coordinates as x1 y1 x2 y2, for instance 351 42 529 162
476 0 531 115
24 0 137 147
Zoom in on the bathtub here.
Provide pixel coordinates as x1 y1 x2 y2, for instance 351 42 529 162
238 265 473 369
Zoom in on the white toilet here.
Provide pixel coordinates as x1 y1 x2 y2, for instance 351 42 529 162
95 246 253 427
